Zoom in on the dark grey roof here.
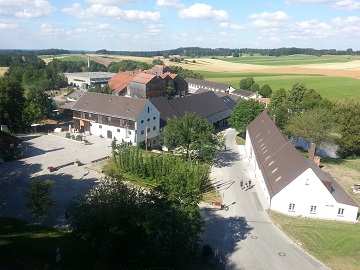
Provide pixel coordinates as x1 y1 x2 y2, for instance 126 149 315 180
66 90 85 101
150 91 231 126
72 92 147 120
247 110 358 207
194 88 239 110
232 89 256 97
59 101 77 110
185 77 232 91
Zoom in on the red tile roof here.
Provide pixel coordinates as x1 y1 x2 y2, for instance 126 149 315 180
131 73 156 84
108 71 138 94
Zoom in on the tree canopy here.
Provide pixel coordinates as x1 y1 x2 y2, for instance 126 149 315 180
228 99 264 136
239 77 255 90
162 112 224 161
259 84 273 98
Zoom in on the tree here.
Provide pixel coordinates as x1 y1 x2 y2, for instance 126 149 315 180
239 77 255 90
23 87 53 124
162 112 224 161
333 98 360 158
284 107 339 147
152 58 164 65
228 99 264 136
250 82 260 93
0 77 26 132
23 177 57 218
165 80 176 100
233 52 239 57
259 84 272 98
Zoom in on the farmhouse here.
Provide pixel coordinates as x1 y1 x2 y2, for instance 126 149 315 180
108 71 138 96
185 78 235 94
194 88 240 110
64 72 115 89
150 91 232 129
71 92 160 148
130 73 166 99
232 89 262 100
245 110 358 222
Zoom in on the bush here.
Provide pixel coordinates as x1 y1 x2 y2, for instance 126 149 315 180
65 133 71 139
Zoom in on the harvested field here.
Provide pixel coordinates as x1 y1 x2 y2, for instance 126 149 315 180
85 54 154 67
0 67 8 77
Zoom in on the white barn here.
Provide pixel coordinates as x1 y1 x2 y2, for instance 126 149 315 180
71 92 160 148
245 110 358 222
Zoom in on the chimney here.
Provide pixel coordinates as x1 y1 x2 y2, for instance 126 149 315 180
272 115 276 123
308 143 316 161
314 156 321 167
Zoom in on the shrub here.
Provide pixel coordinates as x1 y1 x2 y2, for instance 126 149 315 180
65 133 71 139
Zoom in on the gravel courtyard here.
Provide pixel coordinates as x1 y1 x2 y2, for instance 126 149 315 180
0 133 113 228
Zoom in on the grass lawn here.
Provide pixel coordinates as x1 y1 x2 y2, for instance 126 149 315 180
198 71 360 100
268 210 360 270
0 217 97 269
210 54 360 66
235 135 245 145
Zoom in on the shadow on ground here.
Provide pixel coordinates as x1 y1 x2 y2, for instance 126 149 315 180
213 149 240 168
200 207 253 269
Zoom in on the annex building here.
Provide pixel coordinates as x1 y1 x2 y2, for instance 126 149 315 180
245 110 358 222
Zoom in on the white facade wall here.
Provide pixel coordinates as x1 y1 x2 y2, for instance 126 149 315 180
135 101 160 145
90 122 135 144
271 169 358 222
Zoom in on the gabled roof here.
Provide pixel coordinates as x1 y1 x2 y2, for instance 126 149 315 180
185 78 232 91
131 73 156 84
194 88 240 109
150 91 232 127
247 111 358 207
72 92 148 120
232 89 258 98
108 71 138 94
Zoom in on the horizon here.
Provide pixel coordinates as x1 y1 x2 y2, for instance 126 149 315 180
0 1 359 51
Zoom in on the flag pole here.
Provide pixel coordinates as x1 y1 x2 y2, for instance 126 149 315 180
145 126 148 151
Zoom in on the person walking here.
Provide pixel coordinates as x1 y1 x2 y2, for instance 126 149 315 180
240 179 244 189
248 180 252 189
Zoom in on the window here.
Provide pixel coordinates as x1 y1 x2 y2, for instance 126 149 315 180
89 113 92 117
128 130 131 135
117 129 120 133
147 128 150 132
99 125 102 129
153 116 156 120
147 118 150 122
310 205 317 214
141 120 144 123
338 208 344 216
289 203 295 211
141 130 144 135
147 107 150 113
153 126 156 130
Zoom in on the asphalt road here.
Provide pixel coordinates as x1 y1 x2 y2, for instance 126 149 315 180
200 128 330 270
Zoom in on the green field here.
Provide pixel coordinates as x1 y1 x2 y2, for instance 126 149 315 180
198 71 360 100
40 54 87 63
268 211 360 270
214 54 360 66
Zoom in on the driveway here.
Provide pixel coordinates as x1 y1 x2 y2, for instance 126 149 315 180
200 128 330 270
0 133 112 228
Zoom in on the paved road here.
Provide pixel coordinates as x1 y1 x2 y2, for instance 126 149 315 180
201 128 330 270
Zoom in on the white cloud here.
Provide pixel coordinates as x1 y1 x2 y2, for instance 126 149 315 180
0 0 56 19
156 0 184 9
81 22 116 30
63 3 161 22
0 21 18 30
39 23 66 35
85 0 138 4
285 0 334 4
333 0 360 10
178 4 228 21
249 11 289 21
269 36 281 43
219 22 246 30
146 24 163 35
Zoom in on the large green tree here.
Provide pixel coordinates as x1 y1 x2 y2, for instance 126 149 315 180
162 112 224 161
23 177 57 218
239 77 255 90
284 107 339 147
0 77 26 132
333 98 360 157
259 84 273 98
23 87 53 124
228 99 264 136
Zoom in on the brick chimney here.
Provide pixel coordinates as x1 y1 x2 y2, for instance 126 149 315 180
314 156 321 167
308 143 316 161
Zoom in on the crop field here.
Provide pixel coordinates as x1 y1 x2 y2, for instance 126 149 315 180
198 71 360 100
217 54 360 66
0 67 8 77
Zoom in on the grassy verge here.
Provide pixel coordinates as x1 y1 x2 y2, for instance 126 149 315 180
267 210 360 270
198 70 360 100
0 217 97 269
235 135 245 145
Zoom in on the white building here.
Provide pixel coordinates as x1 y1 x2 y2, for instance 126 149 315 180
71 92 160 148
64 72 115 89
185 78 235 94
245 110 358 222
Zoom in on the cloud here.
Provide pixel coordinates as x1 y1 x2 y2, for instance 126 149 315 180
333 0 360 10
156 0 184 9
0 21 19 30
39 23 66 35
249 11 289 21
81 22 116 30
219 22 246 30
62 3 161 22
0 0 56 19
178 3 228 21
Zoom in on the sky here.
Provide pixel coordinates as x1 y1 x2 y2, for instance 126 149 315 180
0 0 359 51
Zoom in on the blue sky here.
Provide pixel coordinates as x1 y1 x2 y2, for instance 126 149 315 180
0 0 359 51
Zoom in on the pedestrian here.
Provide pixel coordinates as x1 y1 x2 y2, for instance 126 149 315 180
245 181 248 190
240 179 244 189
248 180 252 189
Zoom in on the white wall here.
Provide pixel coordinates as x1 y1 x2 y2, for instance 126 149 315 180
135 100 160 145
90 122 135 144
271 169 358 222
